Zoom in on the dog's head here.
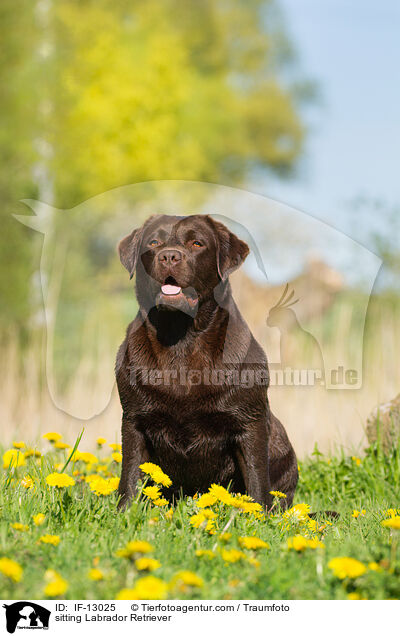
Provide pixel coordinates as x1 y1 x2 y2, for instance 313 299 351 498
118 214 249 314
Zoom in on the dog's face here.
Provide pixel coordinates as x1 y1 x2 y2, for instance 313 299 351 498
118 214 249 314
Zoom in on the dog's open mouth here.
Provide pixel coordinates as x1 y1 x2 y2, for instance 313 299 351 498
159 276 198 309
161 276 182 296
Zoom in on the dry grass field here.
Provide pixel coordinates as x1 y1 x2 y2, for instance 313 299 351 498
1 282 399 459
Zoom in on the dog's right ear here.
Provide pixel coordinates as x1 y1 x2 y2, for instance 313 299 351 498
118 228 143 279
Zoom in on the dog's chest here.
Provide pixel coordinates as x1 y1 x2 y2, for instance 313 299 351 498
131 375 245 452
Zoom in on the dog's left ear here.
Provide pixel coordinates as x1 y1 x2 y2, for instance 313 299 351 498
207 217 250 280
118 227 143 279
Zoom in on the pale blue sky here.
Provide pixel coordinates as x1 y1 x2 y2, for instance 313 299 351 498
262 0 400 250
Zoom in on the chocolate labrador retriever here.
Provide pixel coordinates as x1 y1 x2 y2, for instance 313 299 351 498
116 214 298 509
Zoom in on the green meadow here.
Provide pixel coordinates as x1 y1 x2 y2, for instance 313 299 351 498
1 432 399 601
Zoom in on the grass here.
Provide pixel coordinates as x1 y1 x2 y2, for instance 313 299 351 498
1 432 400 600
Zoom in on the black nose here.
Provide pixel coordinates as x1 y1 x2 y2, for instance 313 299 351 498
157 249 182 266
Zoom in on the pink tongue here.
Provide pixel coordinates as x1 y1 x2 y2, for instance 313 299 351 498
161 284 182 295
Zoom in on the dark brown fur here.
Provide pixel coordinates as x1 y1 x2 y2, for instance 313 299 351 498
116 214 298 509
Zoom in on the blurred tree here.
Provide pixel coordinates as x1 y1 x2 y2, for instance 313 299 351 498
50 0 307 206
0 0 40 333
1 0 309 333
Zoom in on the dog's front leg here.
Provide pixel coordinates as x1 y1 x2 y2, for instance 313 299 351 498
118 417 149 509
235 422 273 509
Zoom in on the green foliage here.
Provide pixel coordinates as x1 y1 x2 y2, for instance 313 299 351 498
0 0 41 331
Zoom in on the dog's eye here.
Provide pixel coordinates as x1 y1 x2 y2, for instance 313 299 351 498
149 239 159 247
192 240 203 247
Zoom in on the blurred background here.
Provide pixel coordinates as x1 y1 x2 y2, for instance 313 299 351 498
1 0 399 455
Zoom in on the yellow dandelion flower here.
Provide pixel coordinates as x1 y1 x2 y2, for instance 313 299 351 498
0 557 22 582
351 456 361 466
165 509 174 521
139 462 172 487
190 509 216 529
283 503 311 523
230 495 263 514
328 557 366 579
306 537 325 550
208 484 235 505
13 442 25 449
153 498 168 507
196 493 218 508
135 558 161 572
152 471 172 487
46 473 75 488
219 532 232 543
111 452 122 464
381 516 400 530
134 576 168 600
109 443 122 452
96 437 107 446
38 534 60 546
71 451 98 465
21 475 34 489
88 568 104 581
24 449 41 458
43 432 62 443
195 549 215 559
287 535 324 551
89 477 118 496
116 540 154 559
348 592 362 600
54 442 71 450
139 461 161 474
11 522 29 532
44 570 68 597
221 548 246 563
368 562 381 571
116 588 138 600
171 570 203 589
287 535 308 551
117 576 168 600
269 490 287 499
143 485 162 500
239 536 270 550
3 449 25 469
33 513 45 526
